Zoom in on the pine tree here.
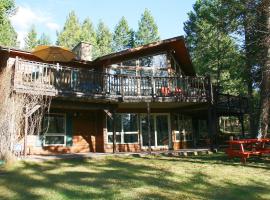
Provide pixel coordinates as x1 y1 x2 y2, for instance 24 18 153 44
80 18 98 59
96 20 112 57
37 33 51 46
184 0 246 94
24 25 38 51
258 0 270 138
0 0 17 47
56 11 81 49
113 16 132 51
129 29 136 49
135 9 160 46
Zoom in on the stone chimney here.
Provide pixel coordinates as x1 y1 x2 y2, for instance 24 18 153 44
72 42 92 61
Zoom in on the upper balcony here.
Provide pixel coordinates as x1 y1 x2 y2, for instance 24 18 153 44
13 57 210 103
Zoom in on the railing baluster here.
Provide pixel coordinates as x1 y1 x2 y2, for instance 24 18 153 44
13 58 211 103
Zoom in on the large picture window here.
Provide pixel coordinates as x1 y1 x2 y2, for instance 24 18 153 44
42 114 66 146
107 113 139 144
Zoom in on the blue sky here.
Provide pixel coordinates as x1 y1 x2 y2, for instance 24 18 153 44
11 0 196 47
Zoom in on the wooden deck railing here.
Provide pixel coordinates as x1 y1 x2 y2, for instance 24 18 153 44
216 93 249 114
13 58 209 102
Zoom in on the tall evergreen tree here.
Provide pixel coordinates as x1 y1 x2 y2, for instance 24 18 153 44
135 9 160 46
56 11 81 49
24 25 38 50
258 0 270 138
96 20 112 57
129 29 136 49
222 0 262 136
80 18 98 59
0 0 17 47
113 16 132 51
37 33 51 46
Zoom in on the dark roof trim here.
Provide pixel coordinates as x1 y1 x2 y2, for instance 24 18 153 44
0 36 195 75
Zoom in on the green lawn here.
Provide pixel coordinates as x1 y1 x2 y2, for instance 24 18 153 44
0 153 269 200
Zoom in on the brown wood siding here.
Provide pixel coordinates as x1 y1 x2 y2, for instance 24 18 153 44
104 144 141 153
27 110 195 155
27 110 105 155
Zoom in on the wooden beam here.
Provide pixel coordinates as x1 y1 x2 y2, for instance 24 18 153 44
147 102 151 154
25 104 41 117
24 107 28 156
112 109 117 154
51 100 117 111
239 115 245 138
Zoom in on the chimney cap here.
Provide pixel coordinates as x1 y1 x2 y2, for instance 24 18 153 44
72 41 92 51
72 41 92 62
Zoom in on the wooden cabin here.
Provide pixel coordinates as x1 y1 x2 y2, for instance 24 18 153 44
0 36 249 154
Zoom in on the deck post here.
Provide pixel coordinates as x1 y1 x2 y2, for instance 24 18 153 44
239 114 245 138
24 107 28 156
112 109 116 154
169 112 173 150
192 118 199 148
147 102 151 154
206 75 217 150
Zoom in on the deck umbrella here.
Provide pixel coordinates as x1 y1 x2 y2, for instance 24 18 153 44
32 45 75 62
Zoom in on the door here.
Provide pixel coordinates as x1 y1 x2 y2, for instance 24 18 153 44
156 115 169 146
141 115 155 146
140 114 170 147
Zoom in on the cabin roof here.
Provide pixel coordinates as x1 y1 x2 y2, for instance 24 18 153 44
0 36 195 75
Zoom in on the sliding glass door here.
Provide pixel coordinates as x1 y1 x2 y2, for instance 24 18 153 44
141 115 155 146
140 114 170 148
156 115 169 146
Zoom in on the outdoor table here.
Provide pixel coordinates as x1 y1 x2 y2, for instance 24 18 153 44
225 138 270 163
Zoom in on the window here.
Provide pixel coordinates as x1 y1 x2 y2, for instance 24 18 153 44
174 114 193 142
199 120 208 140
42 114 66 146
107 114 139 144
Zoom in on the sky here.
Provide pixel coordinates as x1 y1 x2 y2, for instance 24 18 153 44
11 0 196 48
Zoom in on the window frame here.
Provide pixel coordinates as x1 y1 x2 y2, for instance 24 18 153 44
174 114 193 142
140 113 171 148
42 113 67 146
106 113 139 144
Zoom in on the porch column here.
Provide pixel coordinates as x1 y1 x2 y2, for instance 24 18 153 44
24 107 28 156
112 109 117 154
192 118 199 148
169 112 173 150
207 75 217 149
147 102 151 154
207 106 218 150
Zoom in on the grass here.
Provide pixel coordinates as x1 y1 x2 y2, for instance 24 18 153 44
0 153 270 200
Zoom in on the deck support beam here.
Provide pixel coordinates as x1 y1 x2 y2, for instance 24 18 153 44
207 106 217 150
24 107 28 156
112 109 117 154
239 114 245 138
207 75 217 150
147 102 151 154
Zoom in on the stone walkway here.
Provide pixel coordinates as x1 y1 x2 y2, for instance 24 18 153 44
20 148 211 162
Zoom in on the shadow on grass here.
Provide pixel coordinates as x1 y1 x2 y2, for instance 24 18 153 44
149 152 270 170
0 155 269 200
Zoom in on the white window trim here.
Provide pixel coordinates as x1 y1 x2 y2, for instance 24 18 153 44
174 130 193 142
43 113 66 146
106 114 139 144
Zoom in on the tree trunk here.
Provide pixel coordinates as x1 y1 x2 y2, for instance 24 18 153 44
259 0 270 138
243 0 257 137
